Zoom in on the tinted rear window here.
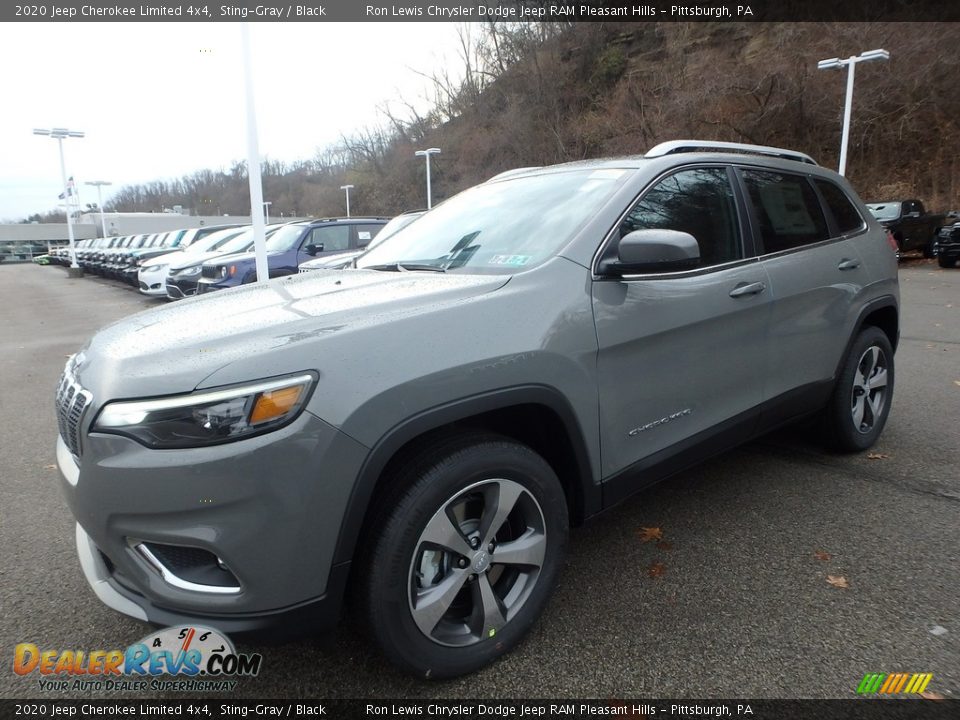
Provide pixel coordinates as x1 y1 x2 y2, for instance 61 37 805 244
815 180 864 234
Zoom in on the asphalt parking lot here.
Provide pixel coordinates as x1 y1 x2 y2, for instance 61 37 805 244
1 261 957 700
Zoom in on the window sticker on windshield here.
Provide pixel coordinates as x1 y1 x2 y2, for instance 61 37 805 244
358 231 371 240
489 254 531 266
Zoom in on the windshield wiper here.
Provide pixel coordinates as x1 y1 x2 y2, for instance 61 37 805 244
365 262 446 273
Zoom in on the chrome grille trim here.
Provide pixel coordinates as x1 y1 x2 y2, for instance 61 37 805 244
56 365 92 457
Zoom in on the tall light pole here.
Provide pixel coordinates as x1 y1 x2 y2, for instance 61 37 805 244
85 180 112 237
818 49 890 176
241 22 269 284
263 201 272 225
414 147 441 209
33 127 84 272
340 185 354 217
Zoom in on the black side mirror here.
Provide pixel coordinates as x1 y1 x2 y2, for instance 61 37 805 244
306 243 324 256
599 229 700 276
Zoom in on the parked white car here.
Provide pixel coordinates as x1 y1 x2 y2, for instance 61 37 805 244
138 227 247 296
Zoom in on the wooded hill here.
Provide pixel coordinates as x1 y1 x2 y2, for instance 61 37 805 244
59 22 960 221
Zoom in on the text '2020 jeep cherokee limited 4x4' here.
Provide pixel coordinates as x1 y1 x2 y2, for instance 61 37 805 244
56 141 898 679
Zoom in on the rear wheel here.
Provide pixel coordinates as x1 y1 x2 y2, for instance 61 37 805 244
826 327 894 452
357 434 568 679
939 254 956 268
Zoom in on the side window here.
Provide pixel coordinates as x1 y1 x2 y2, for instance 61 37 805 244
308 225 350 253
814 179 864 235
742 170 829 253
618 167 742 268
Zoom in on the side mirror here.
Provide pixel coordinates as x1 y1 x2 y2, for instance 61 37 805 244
306 243 324 256
600 229 700 276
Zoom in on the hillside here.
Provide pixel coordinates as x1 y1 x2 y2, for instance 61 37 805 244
91 22 960 220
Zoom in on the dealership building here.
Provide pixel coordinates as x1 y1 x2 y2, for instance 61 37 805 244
0 212 258 263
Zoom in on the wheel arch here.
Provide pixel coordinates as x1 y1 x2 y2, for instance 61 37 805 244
332 385 599 567
834 296 899 380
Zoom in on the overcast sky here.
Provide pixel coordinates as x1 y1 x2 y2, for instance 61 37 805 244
0 22 464 221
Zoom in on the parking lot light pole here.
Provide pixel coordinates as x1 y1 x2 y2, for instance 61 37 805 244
85 180 112 238
34 127 84 273
240 23 269 284
340 185 354 217
818 49 890 176
263 201 272 225
414 148 441 209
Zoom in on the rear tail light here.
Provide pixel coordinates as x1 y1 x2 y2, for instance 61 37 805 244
885 230 898 253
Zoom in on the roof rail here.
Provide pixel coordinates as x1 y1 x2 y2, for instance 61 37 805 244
645 140 818 166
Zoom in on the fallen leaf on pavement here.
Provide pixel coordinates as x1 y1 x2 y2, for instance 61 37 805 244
826 575 849 589
954 381 960 387
43 464 56 470
920 691 944 700
647 562 666 579
637 527 663 542
656 541 673 551
867 453 890 460
814 550 832 562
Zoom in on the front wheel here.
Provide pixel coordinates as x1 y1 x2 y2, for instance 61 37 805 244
826 327 895 452
357 434 568 679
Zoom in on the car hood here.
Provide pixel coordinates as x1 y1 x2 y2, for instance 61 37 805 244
73 270 510 400
169 249 249 271
140 250 184 268
300 251 361 269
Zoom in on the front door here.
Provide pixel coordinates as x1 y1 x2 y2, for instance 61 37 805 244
593 166 771 491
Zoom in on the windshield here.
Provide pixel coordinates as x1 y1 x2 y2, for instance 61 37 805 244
357 169 627 273
265 224 308 252
366 212 423 250
866 203 901 221
209 225 284 255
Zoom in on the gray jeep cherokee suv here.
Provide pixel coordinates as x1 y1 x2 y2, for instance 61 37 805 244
56 141 898 678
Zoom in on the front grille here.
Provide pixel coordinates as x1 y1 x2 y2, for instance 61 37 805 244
201 265 217 279
56 367 92 457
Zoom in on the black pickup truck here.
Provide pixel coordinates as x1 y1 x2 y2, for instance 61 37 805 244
865 199 947 257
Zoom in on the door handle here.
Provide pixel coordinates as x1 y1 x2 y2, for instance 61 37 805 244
729 281 766 298
838 258 861 271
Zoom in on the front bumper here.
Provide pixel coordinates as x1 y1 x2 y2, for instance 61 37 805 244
74 522 350 637
57 410 369 632
138 266 169 295
936 238 960 260
165 274 202 299
196 277 233 294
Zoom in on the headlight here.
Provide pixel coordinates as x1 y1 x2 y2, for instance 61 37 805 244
143 263 167 273
219 266 228 278
178 265 202 276
92 373 316 448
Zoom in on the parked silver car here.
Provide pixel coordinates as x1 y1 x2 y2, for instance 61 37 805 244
57 141 898 678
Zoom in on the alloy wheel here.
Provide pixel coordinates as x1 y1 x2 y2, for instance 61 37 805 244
407 478 547 647
850 345 889 434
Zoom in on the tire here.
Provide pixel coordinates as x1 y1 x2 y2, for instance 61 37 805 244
923 233 937 259
826 327 895 452
357 433 568 679
939 254 956 269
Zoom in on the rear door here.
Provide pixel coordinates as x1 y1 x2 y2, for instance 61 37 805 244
738 168 869 420
593 166 771 491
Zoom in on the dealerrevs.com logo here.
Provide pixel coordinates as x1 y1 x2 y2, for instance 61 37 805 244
13 626 262 692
